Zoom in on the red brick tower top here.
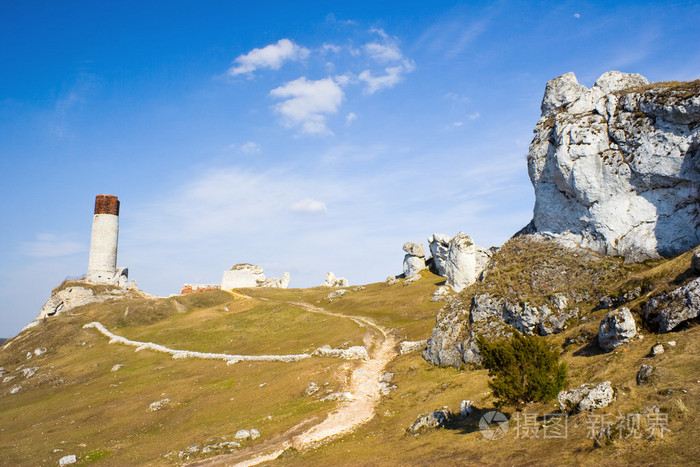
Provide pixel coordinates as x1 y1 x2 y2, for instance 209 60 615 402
94 195 120 215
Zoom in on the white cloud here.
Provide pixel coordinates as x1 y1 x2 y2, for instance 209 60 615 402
322 43 342 54
346 112 357 125
452 121 463 127
239 141 261 154
358 60 415 94
574 13 581 18
228 39 310 76
468 112 480 120
270 77 344 134
21 233 86 258
364 42 403 63
290 198 328 213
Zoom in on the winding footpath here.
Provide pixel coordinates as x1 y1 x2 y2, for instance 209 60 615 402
197 298 398 466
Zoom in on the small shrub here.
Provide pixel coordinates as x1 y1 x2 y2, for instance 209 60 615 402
477 332 567 408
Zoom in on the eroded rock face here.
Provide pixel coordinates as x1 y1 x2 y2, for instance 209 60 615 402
643 277 700 332
446 233 476 292
598 307 637 352
528 71 700 261
428 233 451 276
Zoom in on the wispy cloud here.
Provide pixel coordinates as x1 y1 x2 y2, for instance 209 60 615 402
270 77 344 134
239 141 261 154
358 60 415 94
346 112 357 125
290 198 327 213
21 233 86 258
228 39 310 76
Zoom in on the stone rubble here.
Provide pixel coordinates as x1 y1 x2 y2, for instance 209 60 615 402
643 277 700 333
557 381 615 413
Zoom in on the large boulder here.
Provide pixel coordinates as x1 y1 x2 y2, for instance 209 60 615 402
598 307 637 352
428 233 451 276
528 71 700 261
402 242 426 277
643 277 700 332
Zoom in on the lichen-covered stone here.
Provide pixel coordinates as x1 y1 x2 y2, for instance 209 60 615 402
643 277 700 332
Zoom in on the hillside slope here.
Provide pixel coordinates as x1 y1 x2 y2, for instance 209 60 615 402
1 253 699 466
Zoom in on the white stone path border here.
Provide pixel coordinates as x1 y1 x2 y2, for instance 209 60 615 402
82 322 368 365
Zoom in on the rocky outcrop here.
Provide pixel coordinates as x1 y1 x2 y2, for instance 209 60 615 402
598 307 637 351
403 242 426 277
445 233 476 292
557 381 615 413
428 233 451 276
528 71 700 261
322 272 349 287
643 277 700 332
221 264 290 290
36 284 129 321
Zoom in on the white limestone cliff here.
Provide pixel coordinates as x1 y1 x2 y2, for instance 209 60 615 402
527 71 700 261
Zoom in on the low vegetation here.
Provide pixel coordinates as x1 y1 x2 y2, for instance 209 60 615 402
477 332 567 408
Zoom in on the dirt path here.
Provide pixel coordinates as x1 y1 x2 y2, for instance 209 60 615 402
195 296 398 466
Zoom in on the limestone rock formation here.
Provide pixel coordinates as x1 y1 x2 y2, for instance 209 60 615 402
527 71 700 261
322 272 349 287
221 264 290 290
35 284 130 321
402 242 426 277
643 277 700 332
598 307 637 352
444 233 492 292
557 381 615 413
428 233 451 276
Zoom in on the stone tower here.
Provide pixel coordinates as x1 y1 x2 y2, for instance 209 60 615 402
87 194 121 284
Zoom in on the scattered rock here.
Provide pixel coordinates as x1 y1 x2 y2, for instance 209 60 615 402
557 381 615 413
21 367 38 379
34 347 47 356
9 385 21 394
408 408 452 432
59 455 77 466
643 277 700 333
598 307 637 352
385 276 400 285
111 364 123 372
428 233 451 276
460 400 473 417
431 286 451 302
403 241 427 277
528 71 700 261
305 382 320 395
403 273 421 285
321 392 353 402
326 289 348 301
399 340 427 355
148 398 170 412
637 365 656 386
235 429 251 440
667 340 676 347
3 376 16 383
378 372 397 395
250 428 260 440
651 344 665 356
322 272 349 287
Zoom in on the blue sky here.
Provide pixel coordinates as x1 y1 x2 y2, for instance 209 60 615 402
1 1 699 336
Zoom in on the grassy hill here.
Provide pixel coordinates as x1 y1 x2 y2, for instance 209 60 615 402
1 245 698 466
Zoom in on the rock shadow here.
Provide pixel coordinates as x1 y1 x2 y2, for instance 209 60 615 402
572 335 606 357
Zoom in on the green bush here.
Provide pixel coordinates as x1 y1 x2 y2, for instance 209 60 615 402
477 332 567 408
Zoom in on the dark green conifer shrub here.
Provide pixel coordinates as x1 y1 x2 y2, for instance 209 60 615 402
477 332 567 408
